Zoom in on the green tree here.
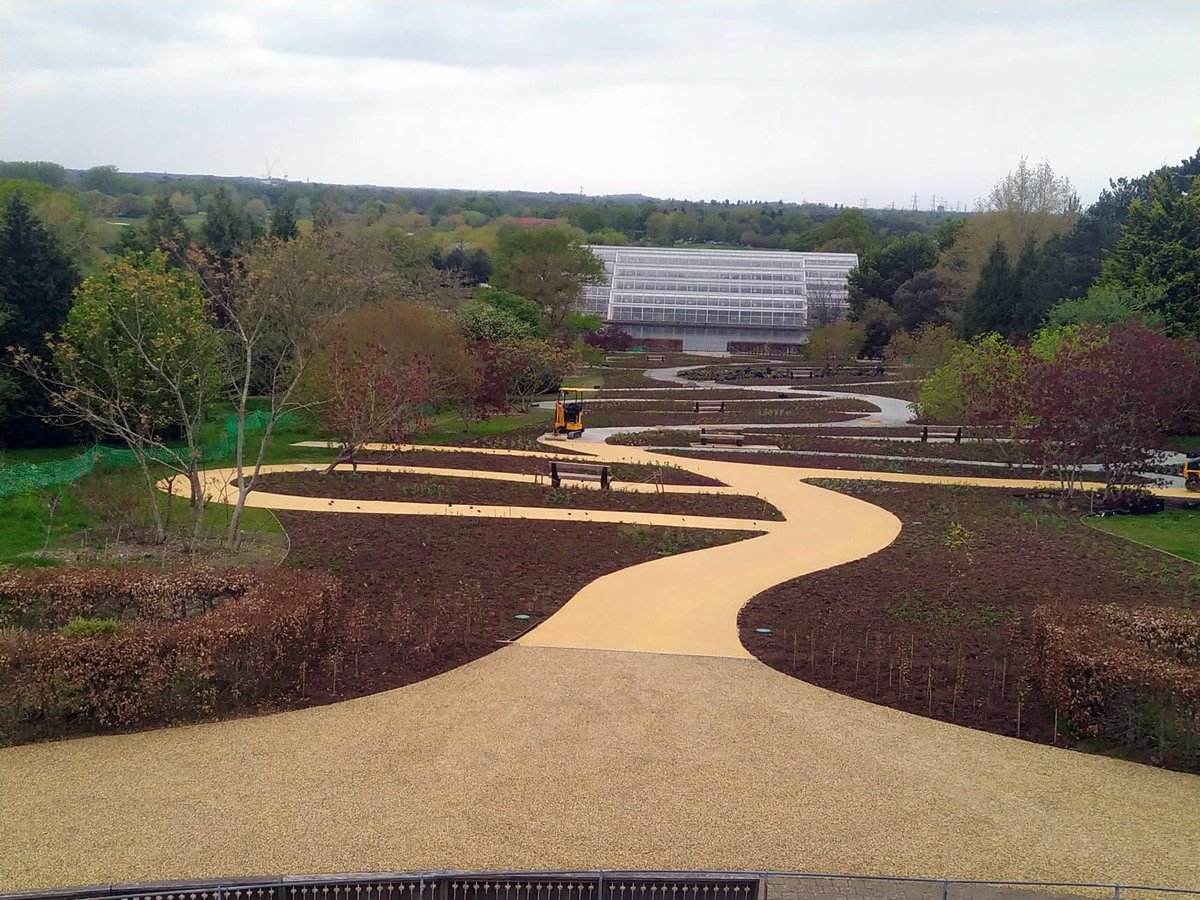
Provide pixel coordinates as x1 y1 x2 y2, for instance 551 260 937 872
270 198 299 241
168 191 197 215
492 337 575 410
1046 284 1163 329
0 194 81 446
859 298 901 357
959 239 1015 338
586 227 629 246
477 286 542 333
915 333 1021 424
32 252 222 544
892 269 962 331
491 226 604 334
806 320 864 374
1008 235 1048 335
201 186 257 258
847 231 940 318
0 161 67 188
312 192 340 234
244 198 269 229
118 196 191 267
1100 174 1200 334
883 325 961 379
457 300 535 342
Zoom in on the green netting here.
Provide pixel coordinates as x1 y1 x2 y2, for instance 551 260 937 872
0 411 292 499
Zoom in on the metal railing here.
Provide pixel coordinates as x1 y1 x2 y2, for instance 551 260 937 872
2 872 1196 900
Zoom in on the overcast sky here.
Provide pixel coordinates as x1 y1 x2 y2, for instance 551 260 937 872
2 1 1197 208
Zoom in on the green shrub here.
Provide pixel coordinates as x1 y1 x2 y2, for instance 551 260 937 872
61 617 119 637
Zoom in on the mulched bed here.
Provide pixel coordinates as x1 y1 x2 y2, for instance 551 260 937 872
817 382 922 402
360 448 724 486
738 480 1200 761
427 425 587 453
583 399 876 428
598 388 791 400
600 369 662 388
680 365 902 385
612 429 1017 462
275 513 759 708
258 470 783 521
649 449 1115 482
604 353 760 369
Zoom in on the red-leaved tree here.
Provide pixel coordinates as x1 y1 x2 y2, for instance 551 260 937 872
584 324 634 352
451 341 511 427
315 338 437 474
1025 323 1200 497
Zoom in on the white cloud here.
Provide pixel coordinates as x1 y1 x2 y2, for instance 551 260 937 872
1 0 1196 206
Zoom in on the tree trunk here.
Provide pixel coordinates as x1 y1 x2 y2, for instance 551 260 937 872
135 454 166 545
223 351 254 550
187 465 206 553
323 445 354 475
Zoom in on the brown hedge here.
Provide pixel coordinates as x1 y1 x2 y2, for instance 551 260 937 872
1029 603 1200 770
0 567 339 745
0 567 261 627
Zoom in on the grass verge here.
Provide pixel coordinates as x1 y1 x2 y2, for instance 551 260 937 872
1087 508 1200 564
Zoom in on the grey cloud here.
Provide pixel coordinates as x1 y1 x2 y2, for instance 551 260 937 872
1 0 1196 206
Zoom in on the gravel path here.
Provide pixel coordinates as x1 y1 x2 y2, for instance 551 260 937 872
3 431 1199 889
3 646 1198 889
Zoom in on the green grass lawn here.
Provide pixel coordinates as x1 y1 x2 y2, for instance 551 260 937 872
1090 508 1200 563
561 369 605 390
0 401 554 567
410 406 551 444
1168 435 1200 455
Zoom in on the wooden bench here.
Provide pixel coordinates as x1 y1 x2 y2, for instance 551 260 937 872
645 354 665 363
549 461 611 490
694 400 726 414
699 428 744 447
920 426 963 443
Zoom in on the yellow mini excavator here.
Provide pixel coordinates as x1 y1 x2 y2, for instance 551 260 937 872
1185 456 1200 492
553 388 587 438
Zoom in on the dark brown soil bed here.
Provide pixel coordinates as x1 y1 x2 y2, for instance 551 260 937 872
649 449 1099 482
738 480 1200 766
600 368 662 388
257 470 783 520
806 425 996 438
680 364 902 385
619 431 1029 463
583 399 876 428
424 424 586 453
605 353 759 369
599 388 790 400
360 448 724 486
817 382 922 402
275 513 759 708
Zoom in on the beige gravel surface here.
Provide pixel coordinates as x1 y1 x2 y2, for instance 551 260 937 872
2 647 1199 890
4 440 1198 890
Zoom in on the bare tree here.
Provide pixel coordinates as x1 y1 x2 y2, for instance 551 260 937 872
979 157 1080 217
196 231 429 549
807 280 846 328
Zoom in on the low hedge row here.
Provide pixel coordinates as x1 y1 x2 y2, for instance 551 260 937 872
0 567 339 745
0 567 261 628
1030 603 1200 770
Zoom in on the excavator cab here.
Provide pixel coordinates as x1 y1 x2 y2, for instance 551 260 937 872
1185 456 1200 492
554 388 587 438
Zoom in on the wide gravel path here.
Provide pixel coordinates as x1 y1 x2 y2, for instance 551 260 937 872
2 435 1199 889
3 647 1199 890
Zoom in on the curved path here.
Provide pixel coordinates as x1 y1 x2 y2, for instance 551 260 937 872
645 365 916 425
3 437 1199 888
